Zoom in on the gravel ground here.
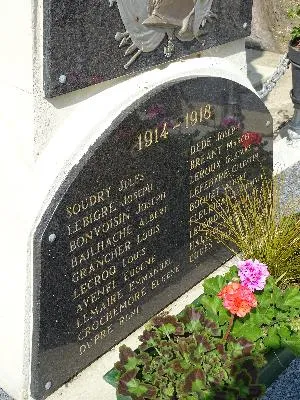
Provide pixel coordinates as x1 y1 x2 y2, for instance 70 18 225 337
262 359 300 400
279 160 300 212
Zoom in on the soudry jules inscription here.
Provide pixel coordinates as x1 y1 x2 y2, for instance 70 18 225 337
32 77 272 399
44 0 253 97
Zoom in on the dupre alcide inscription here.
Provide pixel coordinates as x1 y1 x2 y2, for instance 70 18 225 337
44 0 253 96
32 77 272 399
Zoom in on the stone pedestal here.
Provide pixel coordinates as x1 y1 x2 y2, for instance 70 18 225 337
0 1 259 399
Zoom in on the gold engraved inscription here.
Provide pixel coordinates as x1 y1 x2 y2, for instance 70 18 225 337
64 173 171 357
137 104 214 151
137 224 160 245
190 146 222 170
66 187 112 218
151 265 180 289
69 214 131 252
118 174 145 192
121 183 154 206
136 192 166 213
127 257 172 292
188 124 261 264
139 205 167 226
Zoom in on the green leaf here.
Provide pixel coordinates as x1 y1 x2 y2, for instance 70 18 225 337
125 357 140 371
255 306 275 324
283 287 300 308
158 323 176 337
282 333 300 355
256 290 272 308
192 378 205 393
232 321 263 342
247 310 265 326
194 343 206 358
127 379 148 397
263 327 281 349
224 266 238 281
203 275 226 295
199 296 222 319
218 306 231 325
163 383 174 397
277 326 291 340
186 320 202 333
103 368 120 387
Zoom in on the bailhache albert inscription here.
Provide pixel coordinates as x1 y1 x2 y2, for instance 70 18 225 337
32 77 272 398
44 0 253 97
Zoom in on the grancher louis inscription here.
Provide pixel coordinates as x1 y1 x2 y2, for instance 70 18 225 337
32 77 272 399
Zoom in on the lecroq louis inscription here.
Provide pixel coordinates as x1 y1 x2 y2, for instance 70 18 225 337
32 77 272 399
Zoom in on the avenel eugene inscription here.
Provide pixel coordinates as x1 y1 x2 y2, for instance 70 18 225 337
32 77 272 399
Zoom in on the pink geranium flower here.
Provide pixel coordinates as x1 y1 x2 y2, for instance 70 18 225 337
218 282 257 317
238 259 270 292
221 115 241 128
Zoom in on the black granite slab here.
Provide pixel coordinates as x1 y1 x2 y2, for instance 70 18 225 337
32 76 272 399
43 0 253 97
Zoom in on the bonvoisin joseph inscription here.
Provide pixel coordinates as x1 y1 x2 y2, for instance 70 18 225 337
32 77 272 399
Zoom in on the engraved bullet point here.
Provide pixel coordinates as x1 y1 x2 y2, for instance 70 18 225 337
59 74 67 84
45 381 52 390
48 234 56 243
243 22 248 29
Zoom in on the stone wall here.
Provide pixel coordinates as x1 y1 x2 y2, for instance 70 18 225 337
250 0 299 51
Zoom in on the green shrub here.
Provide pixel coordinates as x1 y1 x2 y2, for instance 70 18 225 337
194 175 300 287
115 309 265 400
288 5 300 44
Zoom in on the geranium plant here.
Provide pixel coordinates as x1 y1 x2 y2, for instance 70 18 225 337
106 259 300 400
107 260 300 399
114 310 265 400
195 262 300 355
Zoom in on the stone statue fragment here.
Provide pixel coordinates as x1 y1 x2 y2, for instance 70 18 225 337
109 0 216 68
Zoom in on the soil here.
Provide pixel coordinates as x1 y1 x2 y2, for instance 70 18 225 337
250 0 299 52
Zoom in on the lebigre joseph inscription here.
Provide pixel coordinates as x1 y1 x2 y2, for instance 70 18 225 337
32 77 272 398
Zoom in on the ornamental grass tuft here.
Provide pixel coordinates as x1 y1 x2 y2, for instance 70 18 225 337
194 175 300 287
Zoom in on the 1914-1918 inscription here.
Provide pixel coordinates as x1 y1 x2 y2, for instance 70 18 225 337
32 77 272 398
43 0 253 97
